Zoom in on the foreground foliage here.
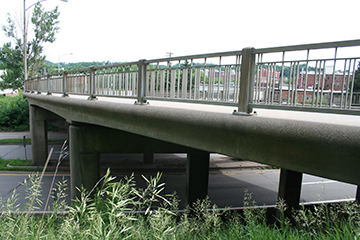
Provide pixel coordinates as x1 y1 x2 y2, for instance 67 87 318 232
0 170 359 239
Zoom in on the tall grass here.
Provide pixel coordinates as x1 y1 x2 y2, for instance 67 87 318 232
0 167 359 239
0 141 359 239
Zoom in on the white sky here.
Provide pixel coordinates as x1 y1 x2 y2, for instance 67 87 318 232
0 0 359 64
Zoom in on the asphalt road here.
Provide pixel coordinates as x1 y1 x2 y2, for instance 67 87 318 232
0 133 356 211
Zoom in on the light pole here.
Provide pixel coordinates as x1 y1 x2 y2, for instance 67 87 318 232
58 53 73 73
23 0 68 88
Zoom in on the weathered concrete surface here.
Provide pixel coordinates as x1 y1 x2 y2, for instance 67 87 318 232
24 93 360 187
29 105 65 165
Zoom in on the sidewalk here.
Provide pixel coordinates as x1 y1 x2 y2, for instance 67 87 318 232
0 131 68 140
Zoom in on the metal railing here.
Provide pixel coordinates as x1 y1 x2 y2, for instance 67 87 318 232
25 39 360 115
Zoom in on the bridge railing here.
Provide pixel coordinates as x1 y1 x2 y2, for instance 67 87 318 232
25 39 360 115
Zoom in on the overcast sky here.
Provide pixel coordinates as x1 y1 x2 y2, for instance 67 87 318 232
0 0 359 64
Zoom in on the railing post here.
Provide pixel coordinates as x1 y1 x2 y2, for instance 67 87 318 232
62 71 69 97
234 47 256 116
37 76 41 94
135 59 148 104
88 66 97 100
47 74 51 95
31 79 34 93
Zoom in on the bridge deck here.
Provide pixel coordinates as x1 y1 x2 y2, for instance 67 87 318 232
24 92 360 208
62 93 360 127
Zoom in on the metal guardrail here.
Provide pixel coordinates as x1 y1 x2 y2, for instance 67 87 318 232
25 39 360 115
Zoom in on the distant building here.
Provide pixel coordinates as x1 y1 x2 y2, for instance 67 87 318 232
298 67 352 91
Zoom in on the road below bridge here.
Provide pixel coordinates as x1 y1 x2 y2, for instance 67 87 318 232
0 168 356 211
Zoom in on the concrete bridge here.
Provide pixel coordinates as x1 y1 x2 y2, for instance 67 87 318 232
24 40 360 211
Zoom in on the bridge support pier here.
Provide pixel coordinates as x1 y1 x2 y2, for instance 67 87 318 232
186 150 210 206
29 105 65 165
277 168 303 219
29 105 48 165
69 124 101 200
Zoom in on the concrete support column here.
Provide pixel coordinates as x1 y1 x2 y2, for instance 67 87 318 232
277 168 303 218
185 150 210 207
69 124 101 201
356 186 360 202
29 105 48 165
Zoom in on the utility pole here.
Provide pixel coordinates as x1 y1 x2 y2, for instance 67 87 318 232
166 52 174 58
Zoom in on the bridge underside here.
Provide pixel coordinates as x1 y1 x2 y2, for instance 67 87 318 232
25 93 360 210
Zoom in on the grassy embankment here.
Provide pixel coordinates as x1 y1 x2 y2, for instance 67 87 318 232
0 168 358 239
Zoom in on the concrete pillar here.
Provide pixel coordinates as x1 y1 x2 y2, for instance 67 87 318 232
29 105 48 165
356 186 360 202
185 149 210 207
69 124 100 201
277 168 303 218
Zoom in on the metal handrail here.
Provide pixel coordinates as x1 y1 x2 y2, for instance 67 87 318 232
25 39 360 115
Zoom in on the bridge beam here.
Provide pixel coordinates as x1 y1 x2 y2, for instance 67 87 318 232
186 150 210 206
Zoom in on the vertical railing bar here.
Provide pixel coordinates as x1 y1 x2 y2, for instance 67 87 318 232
344 59 352 108
340 59 348 109
202 58 207 100
170 68 175 99
125 71 129 96
265 64 270 104
348 59 357 109
302 49 310 107
234 55 240 103
319 60 326 108
217 57 221 101
271 63 276 105
177 60 180 98
312 61 318 107
160 69 165 98
155 62 159 97
256 54 263 104
294 62 300 106
287 62 293 106
253 56 259 104
329 47 338 108
166 61 170 98
189 59 193 99
279 51 285 105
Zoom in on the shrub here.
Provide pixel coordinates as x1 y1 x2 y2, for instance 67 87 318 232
0 92 29 131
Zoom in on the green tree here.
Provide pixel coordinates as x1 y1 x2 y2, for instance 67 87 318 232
0 2 60 89
0 43 23 89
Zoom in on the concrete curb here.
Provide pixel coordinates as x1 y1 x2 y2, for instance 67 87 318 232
6 161 269 172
